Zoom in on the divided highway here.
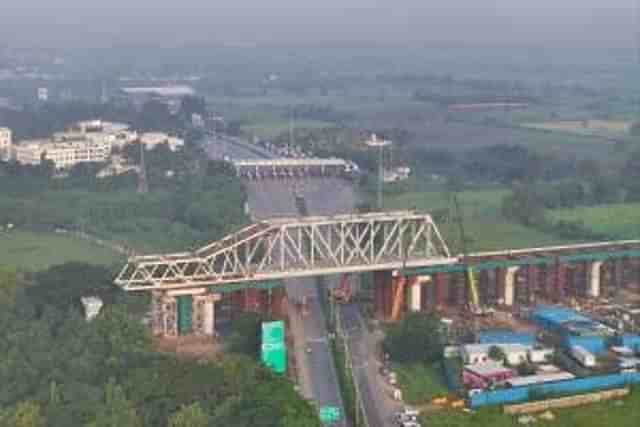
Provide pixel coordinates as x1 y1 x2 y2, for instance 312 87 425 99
206 136 401 426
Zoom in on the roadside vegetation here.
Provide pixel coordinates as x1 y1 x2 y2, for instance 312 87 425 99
0 264 321 427
0 140 247 255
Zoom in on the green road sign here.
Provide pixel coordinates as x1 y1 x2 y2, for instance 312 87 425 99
262 320 285 343
261 341 287 374
318 406 341 424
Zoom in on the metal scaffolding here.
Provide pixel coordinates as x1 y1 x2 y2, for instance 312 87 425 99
115 210 453 291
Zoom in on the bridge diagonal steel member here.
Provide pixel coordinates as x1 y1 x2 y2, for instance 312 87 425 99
115 210 454 291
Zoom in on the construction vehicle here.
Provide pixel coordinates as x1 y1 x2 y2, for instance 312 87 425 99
332 274 353 303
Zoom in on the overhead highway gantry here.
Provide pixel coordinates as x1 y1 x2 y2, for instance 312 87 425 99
232 157 358 179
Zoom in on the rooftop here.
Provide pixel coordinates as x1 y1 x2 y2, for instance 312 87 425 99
506 372 575 387
120 85 195 97
464 362 513 377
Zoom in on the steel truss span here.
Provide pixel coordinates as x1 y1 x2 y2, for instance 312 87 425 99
115 210 453 291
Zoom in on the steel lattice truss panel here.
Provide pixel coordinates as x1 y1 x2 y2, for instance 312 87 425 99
115 210 454 291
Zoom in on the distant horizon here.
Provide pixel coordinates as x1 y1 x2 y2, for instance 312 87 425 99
3 1 640 51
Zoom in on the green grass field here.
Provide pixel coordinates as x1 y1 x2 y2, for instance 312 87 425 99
0 231 122 271
394 363 449 405
383 189 572 253
423 387 640 427
241 119 334 139
549 203 640 240
383 188 509 218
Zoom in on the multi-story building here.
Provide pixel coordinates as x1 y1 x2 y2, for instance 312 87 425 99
0 127 11 161
13 139 111 170
13 120 135 171
13 142 44 166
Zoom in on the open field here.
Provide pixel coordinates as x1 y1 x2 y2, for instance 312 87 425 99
423 387 640 427
384 189 575 253
548 203 640 240
241 119 334 139
521 120 630 137
0 230 122 270
394 363 448 405
383 188 509 218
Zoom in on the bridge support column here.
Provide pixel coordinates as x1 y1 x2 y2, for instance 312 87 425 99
504 266 519 307
526 265 539 304
587 261 603 298
243 288 261 312
496 268 506 305
554 261 567 300
434 272 447 309
374 271 393 321
410 276 429 312
270 287 287 318
150 292 178 337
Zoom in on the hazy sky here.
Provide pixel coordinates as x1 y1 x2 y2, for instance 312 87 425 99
2 1 639 48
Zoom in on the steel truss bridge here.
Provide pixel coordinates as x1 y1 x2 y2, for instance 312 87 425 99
115 210 453 291
232 158 356 179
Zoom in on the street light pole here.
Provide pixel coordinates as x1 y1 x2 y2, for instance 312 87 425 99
365 134 392 211
377 144 383 210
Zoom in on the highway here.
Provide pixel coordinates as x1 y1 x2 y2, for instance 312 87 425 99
206 135 400 427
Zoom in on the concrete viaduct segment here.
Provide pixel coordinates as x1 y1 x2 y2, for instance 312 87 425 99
115 208 640 335
373 240 640 322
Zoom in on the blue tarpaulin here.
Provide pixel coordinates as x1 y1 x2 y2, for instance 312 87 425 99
478 329 536 346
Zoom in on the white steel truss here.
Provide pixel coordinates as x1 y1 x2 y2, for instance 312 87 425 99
115 210 454 291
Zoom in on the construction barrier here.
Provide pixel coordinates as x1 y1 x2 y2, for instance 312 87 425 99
443 358 463 393
504 388 629 414
469 371 640 408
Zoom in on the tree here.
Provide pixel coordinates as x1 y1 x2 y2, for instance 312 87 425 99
85 380 142 427
228 312 263 357
488 346 505 363
0 267 18 308
383 312 444 363
168 403 209 427
28 263 118 314
0 401 45 427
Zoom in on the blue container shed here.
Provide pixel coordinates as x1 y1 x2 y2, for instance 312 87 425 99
617 334 640 352
562 334 608 355
478 329 536 346
531 305 592 332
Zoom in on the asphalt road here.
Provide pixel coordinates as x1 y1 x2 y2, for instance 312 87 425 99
207 136 399 427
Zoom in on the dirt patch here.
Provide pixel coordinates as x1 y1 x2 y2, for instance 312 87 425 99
153 335 222 360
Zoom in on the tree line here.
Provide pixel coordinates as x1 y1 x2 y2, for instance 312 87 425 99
0 263 320 427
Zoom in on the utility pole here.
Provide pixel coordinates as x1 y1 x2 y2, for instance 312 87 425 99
377 144 383 210
137 141 148 194
365 134 392 210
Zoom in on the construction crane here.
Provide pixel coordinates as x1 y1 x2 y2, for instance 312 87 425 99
450 193 482 316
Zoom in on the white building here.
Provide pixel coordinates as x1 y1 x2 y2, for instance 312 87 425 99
0 127 11 161
13 142 44 166
461 343 531 366
13 120 136 171
139 132 184 152
37 87 49 102
461 344 492 365
527 347 555 364
14 139 111 170
571 346 597 368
